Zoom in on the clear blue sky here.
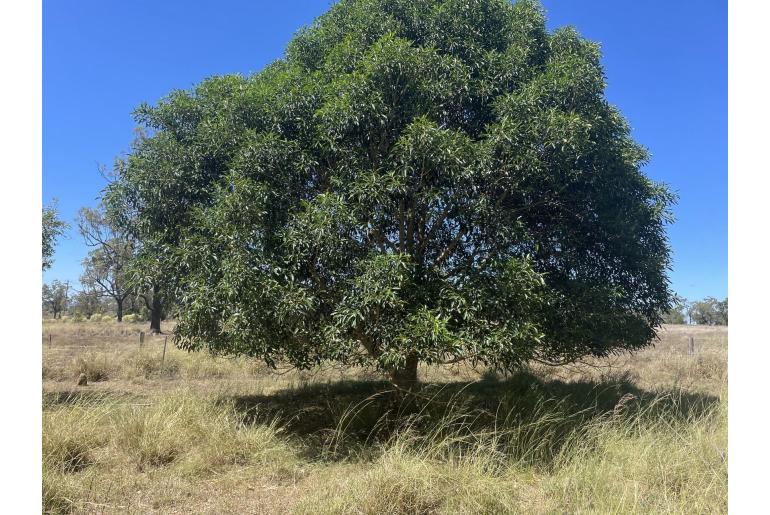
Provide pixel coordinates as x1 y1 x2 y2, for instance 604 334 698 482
43 0 727 301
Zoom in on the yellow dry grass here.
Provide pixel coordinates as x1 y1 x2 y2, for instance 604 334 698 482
42 320 727 514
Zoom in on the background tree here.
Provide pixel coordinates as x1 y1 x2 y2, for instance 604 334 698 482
77 206 136 322
715 297 728 325
103 153 169 333
689 297 728 326
105 0 674 389
42 199 69 271
137 282 165 333
70 288 106 319
42 280 70 319
662 294 687 325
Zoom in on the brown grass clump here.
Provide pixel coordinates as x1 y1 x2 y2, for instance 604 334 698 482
72 351 114 382
111 393 295 473
42 391 299 513
43 404 108 473
121 349 181 380
294 447 545 514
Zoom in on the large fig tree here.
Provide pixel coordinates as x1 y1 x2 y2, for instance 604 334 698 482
105 0 673 389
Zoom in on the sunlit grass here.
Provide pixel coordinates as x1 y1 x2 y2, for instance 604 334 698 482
42 322 727 513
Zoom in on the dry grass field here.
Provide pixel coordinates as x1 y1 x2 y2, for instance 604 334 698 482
42 320 727 514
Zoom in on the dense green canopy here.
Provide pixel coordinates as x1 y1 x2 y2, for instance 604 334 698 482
105 0 674 385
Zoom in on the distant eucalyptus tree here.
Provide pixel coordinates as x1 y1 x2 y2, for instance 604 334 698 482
42 200 69 271
42 280 70 319
77 206 136 322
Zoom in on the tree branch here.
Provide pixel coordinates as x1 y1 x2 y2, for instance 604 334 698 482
433 224 467 268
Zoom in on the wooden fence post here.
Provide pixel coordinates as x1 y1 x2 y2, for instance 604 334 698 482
48 334 52 349
139 331 145 349
688 336 695 356
161 336 168 372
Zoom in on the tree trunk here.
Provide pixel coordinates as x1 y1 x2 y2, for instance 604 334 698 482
150 289 162 334
116 299 123 322
390 354 419 392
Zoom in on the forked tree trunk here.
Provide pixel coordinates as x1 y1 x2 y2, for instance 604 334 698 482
389 353 419 392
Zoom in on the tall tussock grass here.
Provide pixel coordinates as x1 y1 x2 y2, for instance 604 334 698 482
296 383 726 514
72 351 114 382
42 392 297 513
42 324 727 513
113 393 293 473
43 400 111 473
43 383 727 514
121 350 181 380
